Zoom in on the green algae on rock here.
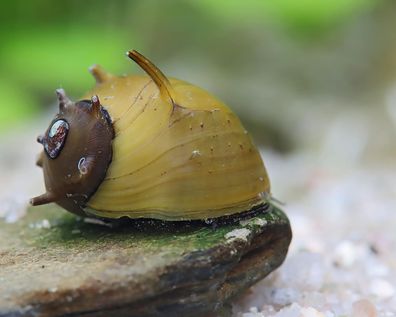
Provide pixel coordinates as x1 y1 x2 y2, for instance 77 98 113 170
0 203 291 317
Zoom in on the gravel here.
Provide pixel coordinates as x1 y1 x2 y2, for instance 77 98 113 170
232 151 396 316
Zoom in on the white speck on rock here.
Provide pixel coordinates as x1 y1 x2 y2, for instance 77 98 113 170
66 296 73 303
83 217 113 227
41 219 51 229
225 228 251 242
240 218 267 227
29 219 51 229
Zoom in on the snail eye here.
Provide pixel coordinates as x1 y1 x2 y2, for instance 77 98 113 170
44 119 69 159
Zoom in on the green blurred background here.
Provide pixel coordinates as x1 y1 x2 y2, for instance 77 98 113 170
1 0 395 155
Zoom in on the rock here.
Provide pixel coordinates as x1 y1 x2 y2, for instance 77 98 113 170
333 240 359 268
0 203 291 317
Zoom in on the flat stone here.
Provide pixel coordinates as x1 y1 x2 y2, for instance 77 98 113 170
0 204 292 317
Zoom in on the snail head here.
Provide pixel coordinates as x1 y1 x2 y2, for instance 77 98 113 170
31 89 114 216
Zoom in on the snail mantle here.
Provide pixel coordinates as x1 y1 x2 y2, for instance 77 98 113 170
0 203 291 317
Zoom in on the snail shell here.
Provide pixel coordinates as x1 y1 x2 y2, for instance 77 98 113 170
31 50 271 221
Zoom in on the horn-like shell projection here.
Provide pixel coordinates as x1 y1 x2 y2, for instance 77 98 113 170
32 50 271 221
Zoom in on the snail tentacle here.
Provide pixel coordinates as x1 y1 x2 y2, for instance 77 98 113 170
30 191 58 206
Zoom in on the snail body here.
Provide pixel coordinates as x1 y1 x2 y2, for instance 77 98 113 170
31 50 271 221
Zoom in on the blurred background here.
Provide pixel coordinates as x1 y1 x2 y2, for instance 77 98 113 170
1 0 395 156
1 0 396 315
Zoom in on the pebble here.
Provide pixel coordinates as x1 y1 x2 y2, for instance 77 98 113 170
274 303 327 317
333 240 359 268
370 279 395 299
300 307 326 317
233 154 396 317
273 303 301 317
352 299 377 317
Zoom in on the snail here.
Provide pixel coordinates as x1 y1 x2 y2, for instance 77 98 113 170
31 50 271 221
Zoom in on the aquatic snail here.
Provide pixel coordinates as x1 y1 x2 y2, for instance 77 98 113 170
31 50 271 221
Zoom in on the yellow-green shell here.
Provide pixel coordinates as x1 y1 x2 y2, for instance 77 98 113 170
83 57 270 220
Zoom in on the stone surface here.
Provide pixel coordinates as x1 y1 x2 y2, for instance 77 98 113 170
0 204 291 317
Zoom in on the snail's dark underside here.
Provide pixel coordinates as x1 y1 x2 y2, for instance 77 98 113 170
89 202 273 228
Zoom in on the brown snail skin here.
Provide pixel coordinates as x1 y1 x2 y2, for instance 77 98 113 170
31 50 271 221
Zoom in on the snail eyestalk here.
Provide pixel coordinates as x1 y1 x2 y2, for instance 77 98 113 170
127 50 177 106
56 89 73 112
89 64 113 84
